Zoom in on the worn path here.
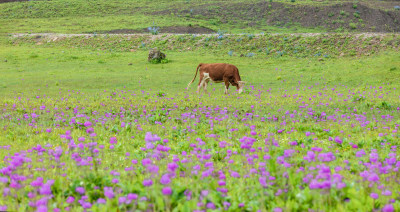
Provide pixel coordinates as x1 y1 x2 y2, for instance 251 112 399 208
11 32 398 39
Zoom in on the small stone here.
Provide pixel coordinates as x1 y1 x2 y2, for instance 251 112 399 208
128 63 132 66
148 48 166 62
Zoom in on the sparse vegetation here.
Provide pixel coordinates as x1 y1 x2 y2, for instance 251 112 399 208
148 24 160 35
10 33 400 58
349 22 357 29
0 0 399 34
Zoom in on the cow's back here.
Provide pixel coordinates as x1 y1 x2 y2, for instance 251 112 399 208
201 63 238 81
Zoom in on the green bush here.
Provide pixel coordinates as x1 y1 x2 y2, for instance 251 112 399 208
349 23 357 29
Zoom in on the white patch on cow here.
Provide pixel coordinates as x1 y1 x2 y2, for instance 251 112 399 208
198 73 211 93
238 81 245 94
203 73 210 80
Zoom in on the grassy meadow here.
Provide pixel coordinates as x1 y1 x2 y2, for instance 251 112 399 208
1 42 400 96
1 0 400 211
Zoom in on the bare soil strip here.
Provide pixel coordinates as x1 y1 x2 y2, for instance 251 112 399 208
11 32 396 39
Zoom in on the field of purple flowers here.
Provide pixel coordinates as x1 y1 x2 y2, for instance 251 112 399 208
1 80 399 211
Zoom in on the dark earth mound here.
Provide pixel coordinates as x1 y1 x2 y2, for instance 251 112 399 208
158 26 215 34
0 0 28 2
99 26 215 34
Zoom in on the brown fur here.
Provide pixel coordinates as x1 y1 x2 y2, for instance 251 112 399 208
187 63 244 94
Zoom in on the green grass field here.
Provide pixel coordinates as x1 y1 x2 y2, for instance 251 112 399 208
1 45 399 97
1 0 400 211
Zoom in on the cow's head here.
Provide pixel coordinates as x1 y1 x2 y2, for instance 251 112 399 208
238 81 246 94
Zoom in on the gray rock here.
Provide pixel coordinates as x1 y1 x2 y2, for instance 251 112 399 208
148 48 166 62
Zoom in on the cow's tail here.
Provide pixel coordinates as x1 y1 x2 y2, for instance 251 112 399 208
187 63 202 89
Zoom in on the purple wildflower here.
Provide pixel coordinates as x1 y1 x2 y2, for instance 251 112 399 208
104 187 114 199
127 193 138 200
162 187 172 195
206 202 216 209
143 179 153 187
66 196 75 204
382 204 394 212
76 187 85 195
160 174 171 185
97 198 106 204
370 193 379 199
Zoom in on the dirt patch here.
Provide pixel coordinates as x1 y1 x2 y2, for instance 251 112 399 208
288 2 400 32
0 0 29 3
100 29 145 34
160 26 215 34
98 25 215 34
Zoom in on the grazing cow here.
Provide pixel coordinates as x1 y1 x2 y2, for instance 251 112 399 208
187 63 245 94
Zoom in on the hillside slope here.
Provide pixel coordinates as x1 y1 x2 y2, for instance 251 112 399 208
0 0 399 34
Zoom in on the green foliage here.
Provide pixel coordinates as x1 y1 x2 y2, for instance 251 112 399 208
339 10 348 16
377 101 392 110
352 96 365 102
149 58 170 64
349 22 357 29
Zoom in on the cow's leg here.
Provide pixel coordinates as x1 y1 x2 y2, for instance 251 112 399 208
229 78 239 90
197 75 204 93
224 79 230 94
198 73 210 94
203 79 209 93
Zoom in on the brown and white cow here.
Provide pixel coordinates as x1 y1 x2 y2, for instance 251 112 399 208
187 63 245 94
